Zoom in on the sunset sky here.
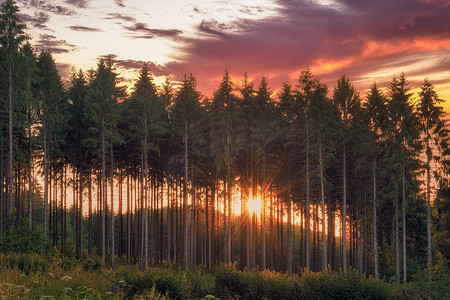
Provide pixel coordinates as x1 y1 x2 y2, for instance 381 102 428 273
15 0 450 108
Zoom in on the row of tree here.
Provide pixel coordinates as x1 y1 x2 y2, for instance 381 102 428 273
1 0 449 281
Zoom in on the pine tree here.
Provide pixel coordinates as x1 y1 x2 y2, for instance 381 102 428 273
0 0 27 224
363 83 388 278
417 79 449 278
332 75 360 273
170 74 204 270
35 51 66 244
84 57 124 265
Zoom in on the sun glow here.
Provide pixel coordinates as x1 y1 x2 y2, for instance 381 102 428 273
247 195 262 215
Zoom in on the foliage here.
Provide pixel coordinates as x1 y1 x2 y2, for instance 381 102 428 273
0 224 48 254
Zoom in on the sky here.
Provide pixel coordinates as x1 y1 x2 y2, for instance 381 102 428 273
14 0 450 109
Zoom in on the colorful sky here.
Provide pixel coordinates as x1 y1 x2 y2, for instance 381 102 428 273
15 0 450 108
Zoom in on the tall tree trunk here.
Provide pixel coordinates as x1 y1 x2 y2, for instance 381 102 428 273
373 155 378 278
426 131 432 280
110 145 115 268
319 134 327 269
342 145 347 272
88 172 92 257
28 119 32 230
43 114 48 243
101 126 106 265
305 127 310 271
184 121 189 270
8 65 14 223
402 159 407 282
395 187 400 283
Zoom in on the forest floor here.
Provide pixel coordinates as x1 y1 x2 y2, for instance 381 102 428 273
0 252 448 299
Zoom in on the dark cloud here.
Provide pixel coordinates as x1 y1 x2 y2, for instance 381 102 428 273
65 0 89 8
115 0 125 8
169 0 450 95
199 19 232 37
19 11 49 29
115 59 171 77
19 0 78 16
105 13 136 23
124 22 183 39
35 34 78 54
68 25 102 32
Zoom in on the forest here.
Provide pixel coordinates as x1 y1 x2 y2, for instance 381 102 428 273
1 0 450 298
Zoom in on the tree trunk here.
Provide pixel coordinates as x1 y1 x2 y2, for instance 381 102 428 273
319 134 327 269
342 145 347 273
373 155 378 278
395 187 400 283
426 132 432 281
305 127 310 271
43 114 48 243
402 159 407 282
184 121 189 270
28 120 32 230
101 125 106 265
110 145 115 268
8 65 13 223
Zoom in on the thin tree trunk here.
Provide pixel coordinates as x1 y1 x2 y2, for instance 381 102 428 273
101 126 106 265
342 145 347 273
395 187 400 283
426 132 432 281
319 134 327 269
184 121 189 270
373 155 378 278
110 145 115 268
8 65 14 223
305 127 310 271
43 114 48 243
28 119 32 230
402 159 407 282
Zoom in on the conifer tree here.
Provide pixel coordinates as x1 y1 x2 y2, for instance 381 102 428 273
417 79 449 277
0 0 27 223
332 75 360 273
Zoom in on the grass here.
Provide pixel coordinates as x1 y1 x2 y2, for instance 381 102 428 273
0 253 448 299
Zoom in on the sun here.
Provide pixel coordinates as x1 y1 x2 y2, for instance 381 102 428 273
247 195 262 215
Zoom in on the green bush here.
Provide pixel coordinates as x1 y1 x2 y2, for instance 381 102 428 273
213 264 250 299
295 269 389 300
0 225 48 254
123 267 185 299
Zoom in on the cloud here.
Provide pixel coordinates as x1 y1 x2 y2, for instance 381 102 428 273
114 0 125 8
34 34 78 54
65 0 89 8
105 13 136 23
68 25 102 32
124 22 182 39
199 19 232 37
19 11 50 29
167 0 450 95
115 59 171 77
19 0 78 16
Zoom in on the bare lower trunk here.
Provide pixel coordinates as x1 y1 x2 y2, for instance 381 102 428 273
319 135 327 269
426 135 432 281
342 145 347 272
8 65 13 222
373 156 378 278
402 159 407 282
184 122 189 271
305 127 310 271
110 145 115 268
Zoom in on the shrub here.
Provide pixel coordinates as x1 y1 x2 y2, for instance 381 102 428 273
295 269 389 300
213 264 250 299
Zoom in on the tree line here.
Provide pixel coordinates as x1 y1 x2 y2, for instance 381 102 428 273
1 0 450 281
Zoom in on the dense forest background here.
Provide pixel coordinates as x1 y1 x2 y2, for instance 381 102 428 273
1 0 450 287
